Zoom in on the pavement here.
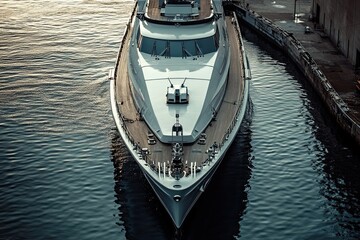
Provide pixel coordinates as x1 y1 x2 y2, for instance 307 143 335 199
245 0 360 123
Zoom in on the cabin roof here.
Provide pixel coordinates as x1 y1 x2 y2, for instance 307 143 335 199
144 0 213 23
140 20 216 40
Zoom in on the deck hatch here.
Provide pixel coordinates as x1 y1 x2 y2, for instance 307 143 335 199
161 0 199 18
167 84 189 104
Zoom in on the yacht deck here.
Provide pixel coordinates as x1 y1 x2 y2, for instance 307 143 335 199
147 0 212 20
114 15 245 174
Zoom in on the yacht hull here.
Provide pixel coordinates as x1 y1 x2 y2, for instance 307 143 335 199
142 152 224 228
110 76 250 228
110 0 251 228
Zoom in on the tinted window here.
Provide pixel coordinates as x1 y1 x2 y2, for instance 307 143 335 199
138 35 218 57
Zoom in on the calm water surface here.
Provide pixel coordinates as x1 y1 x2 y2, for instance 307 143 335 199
0 1 359 239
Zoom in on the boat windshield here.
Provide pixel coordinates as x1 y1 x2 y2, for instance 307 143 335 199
137 33 219 57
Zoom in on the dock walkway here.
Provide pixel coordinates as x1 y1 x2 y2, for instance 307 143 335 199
242 0 360 143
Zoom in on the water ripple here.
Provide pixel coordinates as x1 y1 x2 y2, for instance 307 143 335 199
0 1 359 239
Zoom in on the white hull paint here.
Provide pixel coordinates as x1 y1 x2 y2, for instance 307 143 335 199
110 0 250 228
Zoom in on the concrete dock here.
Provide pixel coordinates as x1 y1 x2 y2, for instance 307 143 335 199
237 0 360 144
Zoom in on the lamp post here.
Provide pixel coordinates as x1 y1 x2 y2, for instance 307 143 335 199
294 0 297 20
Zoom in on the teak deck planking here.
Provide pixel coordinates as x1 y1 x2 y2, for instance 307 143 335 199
115 1 244 172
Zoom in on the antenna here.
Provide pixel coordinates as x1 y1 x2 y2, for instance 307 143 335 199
167 78 173 88
181 77 187 87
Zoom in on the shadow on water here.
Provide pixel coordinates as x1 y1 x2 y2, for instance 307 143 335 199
181 103 254 239
313 112 360 239
301 68 360 239
242 25 360 239
299 65 360 239
110 131 174 240
109 102 254 239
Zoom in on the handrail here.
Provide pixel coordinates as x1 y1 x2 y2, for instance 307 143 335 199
218 12 248 149
112 2 152 163
233 3 360 144
114 2 138 83
112 9 249 177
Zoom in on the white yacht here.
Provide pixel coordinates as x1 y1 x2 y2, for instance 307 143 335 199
110 0 250 228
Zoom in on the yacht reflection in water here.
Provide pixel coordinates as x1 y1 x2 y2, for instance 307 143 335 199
109 106 253 239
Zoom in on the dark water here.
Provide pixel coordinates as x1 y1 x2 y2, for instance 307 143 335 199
1 1 359 239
